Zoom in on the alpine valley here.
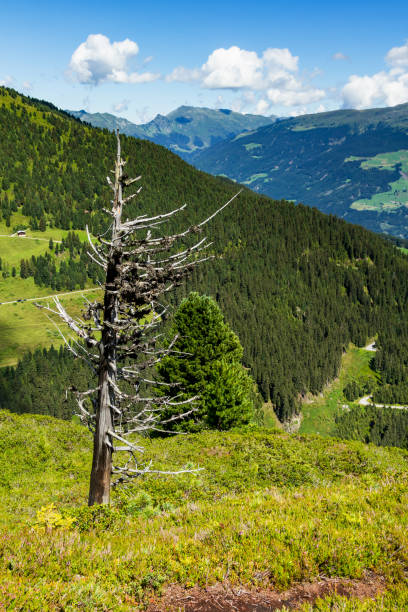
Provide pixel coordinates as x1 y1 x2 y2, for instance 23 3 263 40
193 103 408 239
1 84 408 436
1 85 408 610
72 102 408 239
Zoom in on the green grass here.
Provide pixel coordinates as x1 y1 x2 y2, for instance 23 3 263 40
243 142 262 151
0 207 89 242
0 207 99 366
0 236 52 268
261 401 283 429
299 343 379 436
0 286 102 366
0 410 407 609
243 172 268 184
347 150 408 211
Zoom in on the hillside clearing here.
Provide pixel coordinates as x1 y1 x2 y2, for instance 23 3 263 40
299 343 379 436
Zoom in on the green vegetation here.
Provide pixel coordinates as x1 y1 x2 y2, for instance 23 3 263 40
2 86 408 423
1 88 408 608
335 404 408 449
243 172 268 184
350 150 408 211
299 344 379 436
157 293 259 431
194 103 408 238
0 288 101 366
0 345 92 418
300 341 408 450
0 410 408 609
243 142 262 151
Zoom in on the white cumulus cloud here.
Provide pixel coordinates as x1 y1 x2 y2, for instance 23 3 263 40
263 47 299 72
166 45 325 111
342 40 408 109
69 34 160 85
386 40 408 68
255 98 270 115
202 46 264 89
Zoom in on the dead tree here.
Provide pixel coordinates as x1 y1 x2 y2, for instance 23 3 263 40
37 130 240 505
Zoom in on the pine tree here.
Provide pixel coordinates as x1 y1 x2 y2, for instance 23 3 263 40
156 292 257 431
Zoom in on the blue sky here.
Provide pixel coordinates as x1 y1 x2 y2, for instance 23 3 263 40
1 0 408 123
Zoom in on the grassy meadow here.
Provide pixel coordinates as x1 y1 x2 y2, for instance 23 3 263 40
349 150 408 211
299 343 379 436
1 185 408 608
0 209 100 366
0 410 408 609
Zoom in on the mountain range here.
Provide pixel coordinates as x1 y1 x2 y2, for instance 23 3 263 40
193 103 408 238
70 102 408 239
67 106 275 159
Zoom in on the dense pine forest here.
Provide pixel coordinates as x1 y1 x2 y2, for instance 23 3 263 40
1 86 408 425
0 346 91 420
335 405 408 449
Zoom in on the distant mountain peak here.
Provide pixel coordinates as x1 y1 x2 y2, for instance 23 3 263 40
66 105 276 160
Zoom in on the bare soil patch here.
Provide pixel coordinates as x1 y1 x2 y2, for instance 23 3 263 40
148 572 386 611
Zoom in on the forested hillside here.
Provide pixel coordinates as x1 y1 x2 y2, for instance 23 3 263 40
194 102 408 238
1 86 408 423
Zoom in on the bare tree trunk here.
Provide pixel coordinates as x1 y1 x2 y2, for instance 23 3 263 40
37 130 240 504
88 135 123 506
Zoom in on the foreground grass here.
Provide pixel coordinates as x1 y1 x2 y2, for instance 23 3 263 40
299 344 378 436
0 411 407 609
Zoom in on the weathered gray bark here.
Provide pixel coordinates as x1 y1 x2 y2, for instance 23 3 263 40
88 135 123 505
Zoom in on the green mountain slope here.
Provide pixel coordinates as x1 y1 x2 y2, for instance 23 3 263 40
2 85 408 424
194 103 408 238
68 105 275 159
1 410 408 609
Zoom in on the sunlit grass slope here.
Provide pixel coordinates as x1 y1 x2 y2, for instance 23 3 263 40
0 286 101 366
0 410 407 609
300 343 379 436
0 210 98 366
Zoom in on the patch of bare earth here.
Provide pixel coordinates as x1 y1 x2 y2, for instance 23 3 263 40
148 571 386 611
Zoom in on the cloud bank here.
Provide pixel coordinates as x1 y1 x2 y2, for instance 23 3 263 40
167 45 325 112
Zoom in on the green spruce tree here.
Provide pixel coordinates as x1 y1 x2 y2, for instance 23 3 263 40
157 292 258 431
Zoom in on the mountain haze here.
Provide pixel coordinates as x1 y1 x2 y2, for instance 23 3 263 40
68 106 275 159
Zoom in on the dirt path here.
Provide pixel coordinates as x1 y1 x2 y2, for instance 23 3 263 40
358 395 408 410
148 572 386 611
0 234 62 243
